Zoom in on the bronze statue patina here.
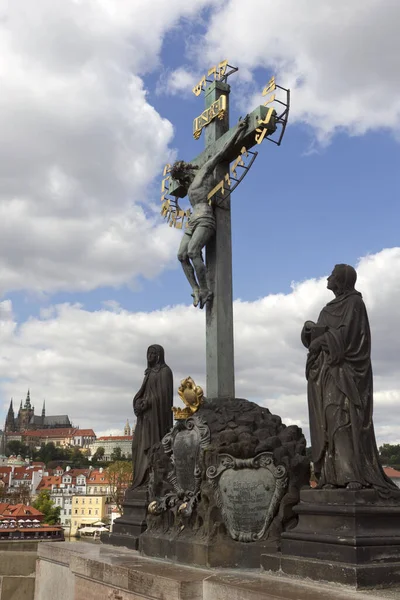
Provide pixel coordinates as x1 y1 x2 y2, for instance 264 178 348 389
301 264 398 494
131 345 173 489
170 117 248 309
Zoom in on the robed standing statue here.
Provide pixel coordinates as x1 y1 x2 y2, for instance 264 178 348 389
131 345 173 490
301 264 398 495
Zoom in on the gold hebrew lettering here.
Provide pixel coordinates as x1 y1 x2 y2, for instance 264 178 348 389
263 93 276 106
161 176 170 193
231 154 245 178
192 75 206 96
160 200 171 217
262 76 276 96
207 179 225 201
208 65 217 79
258 107 274 126
217 59 228 79
255 127 268 145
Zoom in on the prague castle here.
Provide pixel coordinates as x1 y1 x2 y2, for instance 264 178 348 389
4 390 72 434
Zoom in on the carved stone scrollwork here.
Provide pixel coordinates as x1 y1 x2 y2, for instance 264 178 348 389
149 415 210 517
206 452 287 543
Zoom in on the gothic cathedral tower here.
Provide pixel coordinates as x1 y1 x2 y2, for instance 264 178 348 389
17 390 35 431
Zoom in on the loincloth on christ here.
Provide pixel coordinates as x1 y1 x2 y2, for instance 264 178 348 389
186 204 216 235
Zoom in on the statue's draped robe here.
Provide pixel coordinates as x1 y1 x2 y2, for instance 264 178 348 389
131 355 173 490
304 291 397 494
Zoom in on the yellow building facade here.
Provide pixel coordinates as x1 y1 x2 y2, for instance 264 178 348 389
70 494 107 536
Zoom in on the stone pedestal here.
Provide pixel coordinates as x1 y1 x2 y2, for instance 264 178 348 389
262 488 400 588
140 529 278 568
101 487 147 550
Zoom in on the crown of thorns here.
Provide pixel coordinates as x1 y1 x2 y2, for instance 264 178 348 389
169 161 199 180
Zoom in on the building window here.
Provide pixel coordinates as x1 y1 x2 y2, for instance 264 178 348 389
95 510 98 515
74 510 78 515
89 510 91 515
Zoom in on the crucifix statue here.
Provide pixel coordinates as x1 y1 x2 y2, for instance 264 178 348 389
162 65 289 399
170 116 248 309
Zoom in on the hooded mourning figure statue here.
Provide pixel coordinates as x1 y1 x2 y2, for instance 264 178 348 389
131 345 173 490
301 264 398 495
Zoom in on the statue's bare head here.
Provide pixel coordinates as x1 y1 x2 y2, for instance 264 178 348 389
170 160 199 187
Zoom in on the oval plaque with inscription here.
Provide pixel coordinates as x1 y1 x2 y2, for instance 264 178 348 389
159 415 210 515
207 453 287 542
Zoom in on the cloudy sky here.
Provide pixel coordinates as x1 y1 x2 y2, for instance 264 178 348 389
0 0 399 445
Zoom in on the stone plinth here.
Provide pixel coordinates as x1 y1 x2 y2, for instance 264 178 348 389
262 488 400 588
34 541 400 600
140 530 278 568
102 486 147 550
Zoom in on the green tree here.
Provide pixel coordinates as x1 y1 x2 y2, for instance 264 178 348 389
379 444 400 469
92 446 105 462
32 490 61 525
66 446 89 467
110 446 123 462
106 461 132 514
6 440 30 457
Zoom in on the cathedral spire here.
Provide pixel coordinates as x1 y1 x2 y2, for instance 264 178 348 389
124 419 131 436
5 398 15 432
24 389 31 409
42 400 46 418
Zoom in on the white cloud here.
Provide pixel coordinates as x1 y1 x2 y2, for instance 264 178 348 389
0 0 216 296
1 248 399 445
193 0 400 142
157 67 197 97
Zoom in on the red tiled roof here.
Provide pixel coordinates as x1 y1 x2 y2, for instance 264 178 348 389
23 428 76 438
65 469 90 477
96 436 132 441
74 429 96 437
384 466 400 478
87 471 110 485
37 476 62 489
0 503 43 518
